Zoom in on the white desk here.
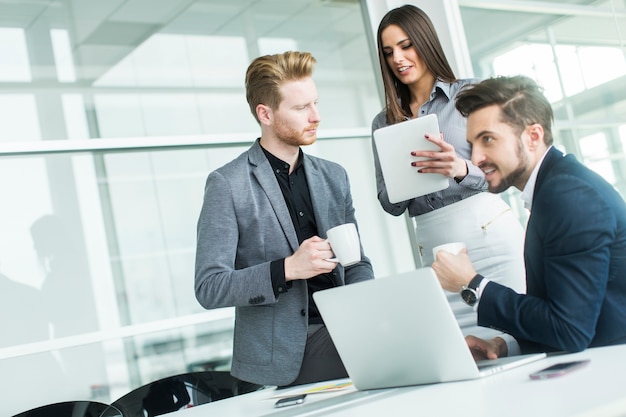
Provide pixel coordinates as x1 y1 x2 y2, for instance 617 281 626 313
171 344 626 416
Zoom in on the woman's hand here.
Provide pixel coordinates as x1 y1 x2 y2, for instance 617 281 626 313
410 133 468 180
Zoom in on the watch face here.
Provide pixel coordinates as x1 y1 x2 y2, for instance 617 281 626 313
461 288 477 306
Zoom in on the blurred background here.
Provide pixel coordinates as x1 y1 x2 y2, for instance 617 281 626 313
1 0 624 414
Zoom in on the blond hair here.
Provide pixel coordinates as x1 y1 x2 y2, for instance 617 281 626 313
245 51 316 124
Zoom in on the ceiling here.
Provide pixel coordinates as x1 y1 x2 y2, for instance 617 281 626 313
0 0 623 85
460 0 625 63
0 0 367 84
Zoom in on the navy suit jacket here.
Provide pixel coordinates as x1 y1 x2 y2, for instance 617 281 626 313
478 147 626 353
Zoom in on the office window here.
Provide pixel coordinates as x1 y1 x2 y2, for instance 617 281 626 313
461 0 626 199
0 28 31 82
492 44 626 103
0 95 41 142
0 1 403 415
51 29 77 83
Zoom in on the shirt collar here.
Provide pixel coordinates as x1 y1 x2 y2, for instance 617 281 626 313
400 80 450 122
433 79 452 100
521 146 552 210
261 144 304 175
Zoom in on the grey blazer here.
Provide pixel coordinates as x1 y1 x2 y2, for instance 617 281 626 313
195 139 374 386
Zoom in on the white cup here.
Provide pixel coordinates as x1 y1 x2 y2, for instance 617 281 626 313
432 242 467 260
326 223 361 267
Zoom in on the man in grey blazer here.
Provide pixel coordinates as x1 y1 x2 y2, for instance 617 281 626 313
195 51 374 387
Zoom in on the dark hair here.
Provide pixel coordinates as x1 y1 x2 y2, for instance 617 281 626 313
245 51 316 124
455 75 554 146
376 4 456 124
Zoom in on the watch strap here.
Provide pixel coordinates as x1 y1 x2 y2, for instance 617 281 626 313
467 274 484 291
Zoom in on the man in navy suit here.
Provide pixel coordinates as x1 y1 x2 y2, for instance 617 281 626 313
433 75 626 358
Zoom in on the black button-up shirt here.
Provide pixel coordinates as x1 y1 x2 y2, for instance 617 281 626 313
262 146 336 324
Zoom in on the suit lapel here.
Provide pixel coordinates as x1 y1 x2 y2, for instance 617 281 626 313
303 154 330 236
532 147 562 211
248 141 300 252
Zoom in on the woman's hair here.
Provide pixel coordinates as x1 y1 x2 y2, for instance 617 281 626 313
455 75 554 146
245 51 316 124
377 4 456 124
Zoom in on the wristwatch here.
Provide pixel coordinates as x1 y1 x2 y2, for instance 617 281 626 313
461 274 484 307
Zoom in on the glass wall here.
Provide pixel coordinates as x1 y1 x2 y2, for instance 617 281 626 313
3 0 625 414
0 1 416 414
459 0 626 209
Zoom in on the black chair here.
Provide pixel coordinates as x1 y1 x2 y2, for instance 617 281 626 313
12 401 122 417
111 371 264 417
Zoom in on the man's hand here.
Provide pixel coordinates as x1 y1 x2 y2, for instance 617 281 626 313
466 335 508 360
284 236 336 281
431 248 476 292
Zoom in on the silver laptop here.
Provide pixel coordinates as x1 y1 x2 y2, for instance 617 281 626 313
313 268 546 390
373 114 449 203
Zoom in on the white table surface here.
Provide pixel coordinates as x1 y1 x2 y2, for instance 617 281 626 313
169 344 626 417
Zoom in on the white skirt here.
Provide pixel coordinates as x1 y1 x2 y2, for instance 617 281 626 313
414 192 526 339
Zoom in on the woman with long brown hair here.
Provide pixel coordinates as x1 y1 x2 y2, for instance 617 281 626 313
371 4 525 340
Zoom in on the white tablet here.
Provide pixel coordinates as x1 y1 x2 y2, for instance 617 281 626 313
373 114 449 203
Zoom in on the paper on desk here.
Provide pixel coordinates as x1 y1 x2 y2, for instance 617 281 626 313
272 380 354 398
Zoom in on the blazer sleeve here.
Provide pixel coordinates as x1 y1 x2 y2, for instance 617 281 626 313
310 156 374 285
194 170 278 309
339 168 375 285
478 171 616 352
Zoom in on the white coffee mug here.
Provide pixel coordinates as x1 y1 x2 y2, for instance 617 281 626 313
432 242 467 260
326 223 361 267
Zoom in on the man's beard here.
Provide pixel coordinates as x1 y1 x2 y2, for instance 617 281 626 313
273 114 317 147
485 138 529 194
487 164 527 193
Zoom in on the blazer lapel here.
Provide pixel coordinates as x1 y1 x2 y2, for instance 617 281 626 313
303 154 331 236
248 140 300 252
532 147 563 210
